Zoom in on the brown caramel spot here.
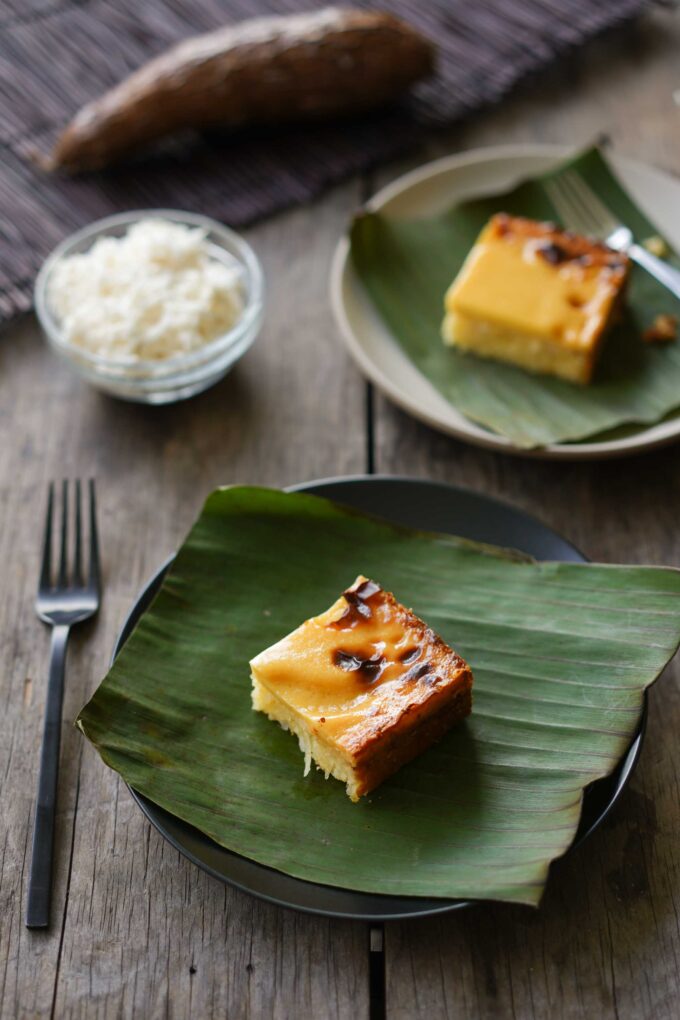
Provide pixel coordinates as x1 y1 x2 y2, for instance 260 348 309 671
537 241 569 265
355 579 381 599
567 294 584 308
330 578 382 629
400 661 432 684
333 648 386 683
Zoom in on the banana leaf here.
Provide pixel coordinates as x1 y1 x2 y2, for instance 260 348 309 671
77 487 680 905
350 147 680 448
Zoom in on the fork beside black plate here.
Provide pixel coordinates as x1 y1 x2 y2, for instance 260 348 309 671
26 480 100 929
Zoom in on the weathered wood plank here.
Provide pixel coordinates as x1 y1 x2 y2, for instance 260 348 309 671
372 8 680 1019
0 183 369 1019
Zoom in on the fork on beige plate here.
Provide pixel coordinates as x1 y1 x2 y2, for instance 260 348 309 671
546 171 680 302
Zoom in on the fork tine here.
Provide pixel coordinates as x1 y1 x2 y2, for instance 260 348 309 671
545 178 581 233
547 175 590 235
566 172 616 231
73 479 83 586
561 174 602 233
88 479 101 594
58 480 68 588
39 483 54 591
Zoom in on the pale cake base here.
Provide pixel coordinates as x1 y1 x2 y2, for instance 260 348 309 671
442 310 594 384
251 677 360 799
252 673 473 802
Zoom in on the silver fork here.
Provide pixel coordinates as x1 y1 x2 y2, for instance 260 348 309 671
26 480 101 929
545 171 680 302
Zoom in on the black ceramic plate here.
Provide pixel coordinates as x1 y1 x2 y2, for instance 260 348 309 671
114 477 646 920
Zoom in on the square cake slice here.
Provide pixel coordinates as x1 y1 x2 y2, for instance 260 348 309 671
250 576 473 801
442 213 629 384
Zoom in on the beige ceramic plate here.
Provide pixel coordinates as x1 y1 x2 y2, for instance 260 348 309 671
330 144 680 459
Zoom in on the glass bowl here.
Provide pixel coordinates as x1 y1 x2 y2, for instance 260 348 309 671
34 209 264 404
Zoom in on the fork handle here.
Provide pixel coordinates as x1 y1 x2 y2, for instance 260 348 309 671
26 624 70 929
628 243 680 303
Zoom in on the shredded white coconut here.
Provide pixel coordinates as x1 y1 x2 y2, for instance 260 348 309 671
48 219 245 361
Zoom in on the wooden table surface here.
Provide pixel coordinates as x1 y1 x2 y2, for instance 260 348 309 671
2 7 680 1019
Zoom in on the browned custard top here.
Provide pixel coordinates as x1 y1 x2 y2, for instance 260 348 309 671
249 575 470 753
445 212 630 350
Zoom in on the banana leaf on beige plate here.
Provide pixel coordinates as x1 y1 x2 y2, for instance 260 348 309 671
350 147 680 449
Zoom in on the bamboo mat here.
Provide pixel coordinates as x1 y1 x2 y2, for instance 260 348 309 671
0 0 649 323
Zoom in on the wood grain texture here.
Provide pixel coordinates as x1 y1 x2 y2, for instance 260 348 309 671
372 7 680 1019
0 184 369 1019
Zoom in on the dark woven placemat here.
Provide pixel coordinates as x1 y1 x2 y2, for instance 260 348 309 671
0 0 649 323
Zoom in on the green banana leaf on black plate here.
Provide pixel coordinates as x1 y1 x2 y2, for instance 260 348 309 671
350 148 680 449
77 486 680 906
